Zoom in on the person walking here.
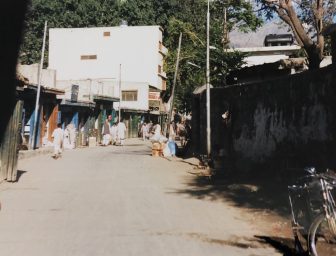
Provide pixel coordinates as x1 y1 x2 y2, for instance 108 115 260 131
110 122 118 145
169 121 176 140
117 119 127 146
102 119 111 146
51 123 64 159
141 122 148 141
167 136 177 157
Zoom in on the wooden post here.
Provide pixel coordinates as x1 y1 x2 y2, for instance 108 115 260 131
7 100 23 181
0 100 23 182
40 104 45 145
48 104 58 141
97 106 103 143
0 111 11 181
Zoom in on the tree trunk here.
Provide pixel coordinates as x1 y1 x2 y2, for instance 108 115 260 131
306 45 322 69
276 1 323 69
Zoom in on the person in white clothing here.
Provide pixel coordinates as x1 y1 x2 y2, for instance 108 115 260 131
51 123 64 159
110 122 118 145
141 122 148 141
102 119 111 146
117 119 127 146
63 127 71 149
154 123 161 137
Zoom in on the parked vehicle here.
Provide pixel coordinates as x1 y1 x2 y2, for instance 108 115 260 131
288 167 336 255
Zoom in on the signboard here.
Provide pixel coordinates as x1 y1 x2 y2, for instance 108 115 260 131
71 84 79 102
149 100 161 114
149 92 160 100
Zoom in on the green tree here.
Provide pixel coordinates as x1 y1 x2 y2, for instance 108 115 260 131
20 0 261 111
117 0 156 25
158 0 261 111
20 0 120 64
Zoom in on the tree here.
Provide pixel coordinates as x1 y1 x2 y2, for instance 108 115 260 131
20 0 262 111
255 0 336 69
20 0 120 64
159 0 261 110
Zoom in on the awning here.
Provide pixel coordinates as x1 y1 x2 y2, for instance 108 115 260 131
93 94 120 102
24 84 65 95
121 108 147 114
60 99 95 108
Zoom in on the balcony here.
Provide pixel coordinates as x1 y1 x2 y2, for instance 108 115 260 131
159 42 168 56
158 71 167 80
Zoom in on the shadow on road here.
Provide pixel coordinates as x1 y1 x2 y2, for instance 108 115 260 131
172 169 292 216
111 150 151 156
255 235 306 256
123 144 150 147
14 170 27 182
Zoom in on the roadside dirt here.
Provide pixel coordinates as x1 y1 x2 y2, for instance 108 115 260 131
179 157 299 255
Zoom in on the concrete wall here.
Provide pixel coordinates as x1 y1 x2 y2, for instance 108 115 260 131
118 81 149 111
56 79 116 102
56 79 148 111
48 26 166 90
194 65 336 171
17 64 56 87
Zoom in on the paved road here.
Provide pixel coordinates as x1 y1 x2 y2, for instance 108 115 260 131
0 139 281 256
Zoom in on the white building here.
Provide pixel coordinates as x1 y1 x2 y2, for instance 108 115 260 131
228 45 302 67
48 25 168 116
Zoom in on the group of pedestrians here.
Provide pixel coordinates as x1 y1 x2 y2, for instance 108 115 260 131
140 119 181 157
139 121 169 143
50 118 128 159
51 123 78 159
102 118 127 146
50 111 191 160
169 108 192 146
139 121 154 141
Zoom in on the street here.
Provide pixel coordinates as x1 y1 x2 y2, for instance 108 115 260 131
0 139 287 256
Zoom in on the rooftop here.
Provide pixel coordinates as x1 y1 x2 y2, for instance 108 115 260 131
228 45 301 56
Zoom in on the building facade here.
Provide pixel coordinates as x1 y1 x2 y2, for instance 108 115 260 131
48 25 168 137
17 64 64 148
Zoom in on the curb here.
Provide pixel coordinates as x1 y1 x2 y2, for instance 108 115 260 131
18 147 53 160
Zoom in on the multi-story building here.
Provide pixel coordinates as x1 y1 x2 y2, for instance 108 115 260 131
48 25 168 138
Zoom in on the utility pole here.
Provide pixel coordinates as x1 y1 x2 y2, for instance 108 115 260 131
118 64 122 122
222 7 229 50
166 33 182 137
31 21 47 149
206 0 211 157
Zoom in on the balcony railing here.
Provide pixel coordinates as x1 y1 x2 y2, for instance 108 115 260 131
159 42 168 56
56 79 118 102
158 71 167 79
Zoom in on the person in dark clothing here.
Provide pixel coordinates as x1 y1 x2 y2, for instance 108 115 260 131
173 111 181 124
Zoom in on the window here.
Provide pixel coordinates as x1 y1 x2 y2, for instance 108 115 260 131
158 65 162 74
162 79 167 91
122 90 138 101
80 55 97 60
103 31 110 37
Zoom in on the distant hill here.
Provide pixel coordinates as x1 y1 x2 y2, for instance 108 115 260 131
229 21 293 48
